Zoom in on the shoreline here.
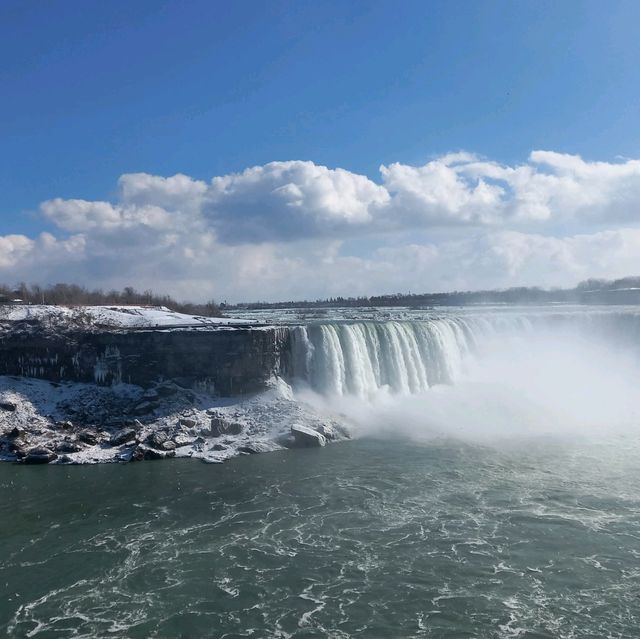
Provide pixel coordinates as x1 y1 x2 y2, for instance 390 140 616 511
0 375 348 466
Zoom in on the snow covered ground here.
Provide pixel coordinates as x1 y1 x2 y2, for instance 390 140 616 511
0 304 260 329
0 375 349 465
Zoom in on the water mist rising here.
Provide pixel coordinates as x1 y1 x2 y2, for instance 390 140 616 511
289 314 640 445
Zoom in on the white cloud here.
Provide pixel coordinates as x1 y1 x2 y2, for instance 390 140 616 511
119 173 207 213
0 232 84 274
380 158 505 226
454 151 640 224
207 160 390 242
37 152 640 241
4 151 640 301
0 235 35 268
40 198 179 234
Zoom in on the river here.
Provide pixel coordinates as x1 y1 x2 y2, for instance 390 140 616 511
2 433 640 638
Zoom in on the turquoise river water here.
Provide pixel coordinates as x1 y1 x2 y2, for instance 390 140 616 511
2 435 640 638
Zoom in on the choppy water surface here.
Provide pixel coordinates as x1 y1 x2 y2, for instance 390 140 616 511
2 436 640 638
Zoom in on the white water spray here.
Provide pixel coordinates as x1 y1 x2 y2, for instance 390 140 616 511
290 317 523 396
288 311 640 444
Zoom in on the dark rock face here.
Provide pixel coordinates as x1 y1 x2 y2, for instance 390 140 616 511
23 447 58 464
8 440 27 458
56 441 82 454
210 416 244 437
147 431 168 449
77 429 99 445
0 327 290 396
0 401 16 411
109 428 137 446
156 383 178 397
133 401 155 416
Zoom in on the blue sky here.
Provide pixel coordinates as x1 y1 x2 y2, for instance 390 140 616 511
2 0 640 300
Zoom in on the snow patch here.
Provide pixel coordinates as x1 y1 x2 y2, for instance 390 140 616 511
0 305 259 329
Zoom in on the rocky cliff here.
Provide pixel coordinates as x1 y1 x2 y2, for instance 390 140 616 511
0 323 291 395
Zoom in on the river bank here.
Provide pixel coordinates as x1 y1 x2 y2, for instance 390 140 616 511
0 375 347 465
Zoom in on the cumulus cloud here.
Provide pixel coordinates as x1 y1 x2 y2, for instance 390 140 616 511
40 199 179 233
207 161 390 242
3 151 640 301
0 235 35 268
0 232 84 273
380 157 505 226
37 151 640 241
118 173 207 213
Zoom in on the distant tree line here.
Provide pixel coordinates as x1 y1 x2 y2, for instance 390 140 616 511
226 276 640 309
0 283 222 317
3 277 640 314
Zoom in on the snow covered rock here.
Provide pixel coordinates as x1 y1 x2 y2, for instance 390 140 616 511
0 373 351 466
56 441 82 454
78 429 99 445
109 428 137 446
132 444 176 461
147 431 168 448
291 424 326 447
210 415 243 437
316 423 338 440
238 441 279 454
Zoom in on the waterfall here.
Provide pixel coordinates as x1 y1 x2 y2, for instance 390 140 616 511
290 317 512 396
288 310 640 397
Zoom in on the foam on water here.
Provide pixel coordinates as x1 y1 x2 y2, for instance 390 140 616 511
4 437 640 637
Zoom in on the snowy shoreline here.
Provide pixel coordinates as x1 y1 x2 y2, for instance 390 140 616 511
0 304 347 465
0 375 348 466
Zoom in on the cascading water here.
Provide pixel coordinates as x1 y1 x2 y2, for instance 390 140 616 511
289 315 534 396
288 309 640 398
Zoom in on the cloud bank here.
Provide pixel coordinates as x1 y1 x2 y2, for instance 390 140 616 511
3 151 640 301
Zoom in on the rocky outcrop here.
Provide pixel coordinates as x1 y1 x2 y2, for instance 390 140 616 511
291 424 327 447
109 428 137 446
131 444 176 461
209 414 244 437
0 371 351 466
23 447 58 464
